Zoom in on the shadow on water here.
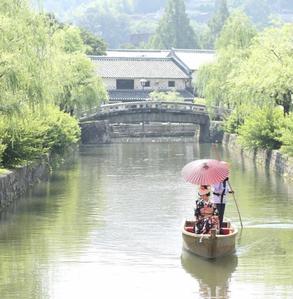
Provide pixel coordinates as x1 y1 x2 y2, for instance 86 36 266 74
181 250 238 299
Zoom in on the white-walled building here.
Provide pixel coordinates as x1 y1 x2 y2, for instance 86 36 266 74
90 49 215 102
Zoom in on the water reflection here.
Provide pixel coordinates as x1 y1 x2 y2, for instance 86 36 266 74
1 143 293 299
181 251 238 299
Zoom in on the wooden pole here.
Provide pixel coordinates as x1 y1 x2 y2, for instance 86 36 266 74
227 181 243 228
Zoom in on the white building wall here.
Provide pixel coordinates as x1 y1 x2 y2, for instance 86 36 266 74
103 78 188 90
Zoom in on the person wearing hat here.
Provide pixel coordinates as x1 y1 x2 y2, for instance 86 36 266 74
194 185 219 234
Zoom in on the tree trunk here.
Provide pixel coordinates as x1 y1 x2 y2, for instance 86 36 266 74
283 91 291 116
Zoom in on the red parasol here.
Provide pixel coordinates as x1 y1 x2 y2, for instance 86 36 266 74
181 159 229 185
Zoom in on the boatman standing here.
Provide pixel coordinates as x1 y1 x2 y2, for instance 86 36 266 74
211 177 234 229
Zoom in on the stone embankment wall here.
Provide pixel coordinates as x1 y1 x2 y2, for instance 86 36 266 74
0 159 50 211
223 133 293 180
110 123 198 138
79 120 201 144
208 121 224 143
80 120 111 144
79 120 227 144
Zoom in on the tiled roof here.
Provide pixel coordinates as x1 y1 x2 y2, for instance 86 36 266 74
104 49 216 72
108 89 194 102
106 49 169 58
171 49 216 71
90 56 190 79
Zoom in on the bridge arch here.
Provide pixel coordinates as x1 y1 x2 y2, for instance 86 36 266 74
80 101 211 142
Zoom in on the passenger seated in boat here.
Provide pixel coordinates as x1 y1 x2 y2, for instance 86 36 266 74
194 186 219 234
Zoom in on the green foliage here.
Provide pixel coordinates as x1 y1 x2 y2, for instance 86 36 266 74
206 0 229 48
148 0 199 49
0 143 5 166
42 106 81 156
0 1 55 111
50 24 108 114
0 0 106 167
223 109 245 134
0 0 107 118
238 107 284 150
196 62 225 107
279 114 293 156
149 90 184 102
44 12 108 55
0 106 80 168
227 24 293 115
193 97 206 105
0 118 6 166
53 26 86 53
242 0 271 27
80 29 107 55
53 52 108 115
1 113 49 167
216 10 257 50
197 12 293 154
39 0 293 49
74 2 131 48
44 12 65 30
51 26 108 113
196 11 256 110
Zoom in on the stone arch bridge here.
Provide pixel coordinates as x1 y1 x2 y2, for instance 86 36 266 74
80 101 215 143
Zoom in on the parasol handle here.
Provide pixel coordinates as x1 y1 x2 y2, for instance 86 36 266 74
227 181 243 228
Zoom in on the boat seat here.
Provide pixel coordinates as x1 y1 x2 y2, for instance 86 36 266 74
222 222 228 228
185 226 194 233
220 227 234 235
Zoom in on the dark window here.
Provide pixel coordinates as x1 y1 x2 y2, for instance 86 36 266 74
168 81 175 87
116 79 134 89
145 81 150 87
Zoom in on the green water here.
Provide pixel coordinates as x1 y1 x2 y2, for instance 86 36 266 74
0 143 293 299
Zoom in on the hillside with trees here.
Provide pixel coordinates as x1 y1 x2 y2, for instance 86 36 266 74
38 0 293 48
149 0 199 49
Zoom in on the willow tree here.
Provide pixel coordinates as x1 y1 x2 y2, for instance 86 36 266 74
149 0 199 49
51 26 108 115
196 11 256 110
0 0 107 117
0 0 55 114
228 24 293 115
205 0 229 48
197 18 293 150
0 0 107 167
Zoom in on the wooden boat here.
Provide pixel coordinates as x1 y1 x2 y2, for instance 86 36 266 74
182 219 238 259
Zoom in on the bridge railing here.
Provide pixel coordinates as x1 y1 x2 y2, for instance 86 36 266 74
80 101 228 120
98 101 207 114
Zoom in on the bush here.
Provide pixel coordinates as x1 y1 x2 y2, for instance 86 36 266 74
0 142 6 166
0 106 80 168
223 110 244 134
279 113 293 156
238 106 284 150
193 97 206 105
149 90 184 102
0 119 6 166
42 106 80 155
1 114 48 167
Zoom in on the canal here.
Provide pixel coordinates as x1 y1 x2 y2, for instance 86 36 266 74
0 143 293 299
